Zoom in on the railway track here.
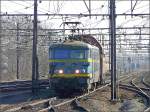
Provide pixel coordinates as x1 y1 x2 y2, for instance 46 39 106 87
39 74 150 112
118 71 150 112
130 75 150 112
131 75 150 97
142 76 150 88
2 71 149 112
39 84 110 112
0 80 32 86
0 79 49 92
34 74 146 112
119 83 150 111
3 80 112 112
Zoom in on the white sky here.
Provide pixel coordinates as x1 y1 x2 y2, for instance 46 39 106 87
1 1 149 28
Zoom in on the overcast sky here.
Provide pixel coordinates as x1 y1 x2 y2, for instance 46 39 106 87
1 1 149 29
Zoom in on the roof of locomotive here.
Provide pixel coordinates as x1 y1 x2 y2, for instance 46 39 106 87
49 40 98 49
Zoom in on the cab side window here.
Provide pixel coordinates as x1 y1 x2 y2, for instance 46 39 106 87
93 49 100 73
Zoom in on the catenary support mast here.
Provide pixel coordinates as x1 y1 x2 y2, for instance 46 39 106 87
0 0 2 80
16 23 19 79
32 0 38 94
109 0 118 100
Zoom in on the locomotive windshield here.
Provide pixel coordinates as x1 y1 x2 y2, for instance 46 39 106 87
70 50 84 59
54 49 85 59
54 50 69 59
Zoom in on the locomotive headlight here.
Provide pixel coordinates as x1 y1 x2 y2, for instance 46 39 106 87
75 69 80 74
82 69 86 73
58 69 64 74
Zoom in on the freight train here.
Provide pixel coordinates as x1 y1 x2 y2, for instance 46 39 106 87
48 35 109 94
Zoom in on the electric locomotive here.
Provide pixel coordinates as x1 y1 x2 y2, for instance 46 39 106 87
49 35 106 93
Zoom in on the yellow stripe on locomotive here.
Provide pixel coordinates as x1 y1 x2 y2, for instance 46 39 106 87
48 59 97 63
49 73 93 78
